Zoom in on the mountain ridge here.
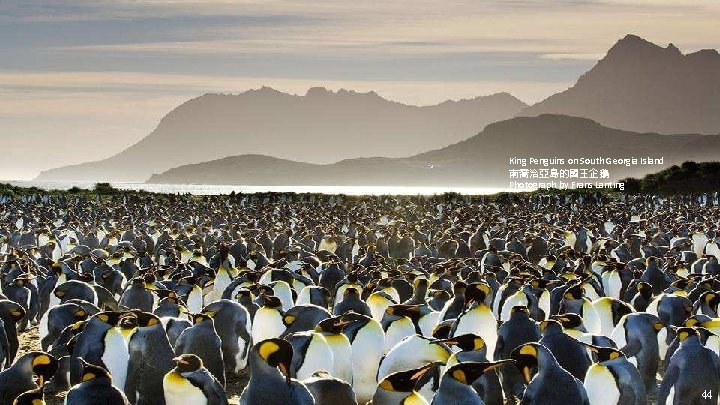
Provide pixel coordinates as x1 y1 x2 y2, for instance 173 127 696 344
520 34 720 134
148 114 720 187
36 87 527 182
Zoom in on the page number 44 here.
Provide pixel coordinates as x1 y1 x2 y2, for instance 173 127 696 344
703 390 713 400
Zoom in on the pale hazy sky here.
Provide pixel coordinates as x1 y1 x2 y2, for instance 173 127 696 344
1 0 719 180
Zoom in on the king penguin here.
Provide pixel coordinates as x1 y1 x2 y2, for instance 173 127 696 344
658 327 720 405
0 351 58 405
174 313 226 386
372 363 435 405
65 360 129 405
450 283 498 358
163 354 228 405
581 344 646 405
251 295 286 343
512 342 589 405
239 338 315 405
340 312 385 404
432 361 512 405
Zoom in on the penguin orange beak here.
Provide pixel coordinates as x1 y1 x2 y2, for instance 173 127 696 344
434 338 458 346
278 361 291 384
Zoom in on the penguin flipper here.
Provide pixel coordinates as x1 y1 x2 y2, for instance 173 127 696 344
0 321 9 368
619 337 642 358
182 369 228 405
657 363 678 405
493 334 504 361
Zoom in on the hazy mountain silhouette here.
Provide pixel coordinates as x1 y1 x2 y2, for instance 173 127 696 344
521 34 720 134
148 114 720 187
35 87 526 182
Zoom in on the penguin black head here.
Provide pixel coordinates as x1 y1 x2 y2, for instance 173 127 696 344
173 354 203 374
315 316 350 334
510 306 530 317
0 300 26 322
94 311 124 326
584 344 625 363
436 333 486 352
511 343 540 384
684 314 711 327
446 360 514 385
256 338 293 384
80 360 112 382
29 352 58 386
674 326 700 342
343 287 360 298
464 282 491 304
549 313 584 329
13 386 44 405
386 304 421 320
431 321 453 340
379 362 437 393
192 312 213 324
235 288 254 301
260 295 282 309
135 311 161 328
539 319 563 335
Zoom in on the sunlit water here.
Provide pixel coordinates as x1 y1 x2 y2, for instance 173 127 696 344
8 181 512 196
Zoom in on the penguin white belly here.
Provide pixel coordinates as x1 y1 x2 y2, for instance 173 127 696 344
272 281 295 311
351 322 385 404
610 318 627 349
39 310 50 344
707 243 720 259
102 327 130 392
666 386 674 405
384 317 416 353
163 372 208 405
209 271 232 304
296 286 313 306
584 364 620 405
251 308 285 343
592 301 615 337
538 291 550 320
377 335 449 382
418 312 441 337
693 234 709 258
187 287 203 314
500 292 528 322
582 300 601 334
368 294 393 321
706 335 720 358
234 315 252 372
326 333 353 383
602 271 622 299
657 327 669 361
296 334 334 381
452 305 497 359
383 288 401 304
583 284 600 301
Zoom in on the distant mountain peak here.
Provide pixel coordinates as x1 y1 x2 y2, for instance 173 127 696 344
520 34 720 135
604 34 682 61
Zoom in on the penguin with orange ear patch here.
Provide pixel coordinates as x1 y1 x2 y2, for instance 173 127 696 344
240 338 314 405
581 343 646 405
65 360 129 405
658 327 720 405
174 312 225 386
164 354 227 405
434 361 513 405
511 343 589 404
0 299 25 365
0 351 57 404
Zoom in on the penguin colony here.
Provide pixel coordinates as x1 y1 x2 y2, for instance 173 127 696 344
1 190 720 404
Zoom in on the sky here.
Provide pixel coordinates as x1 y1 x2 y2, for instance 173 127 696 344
1 0 719 180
